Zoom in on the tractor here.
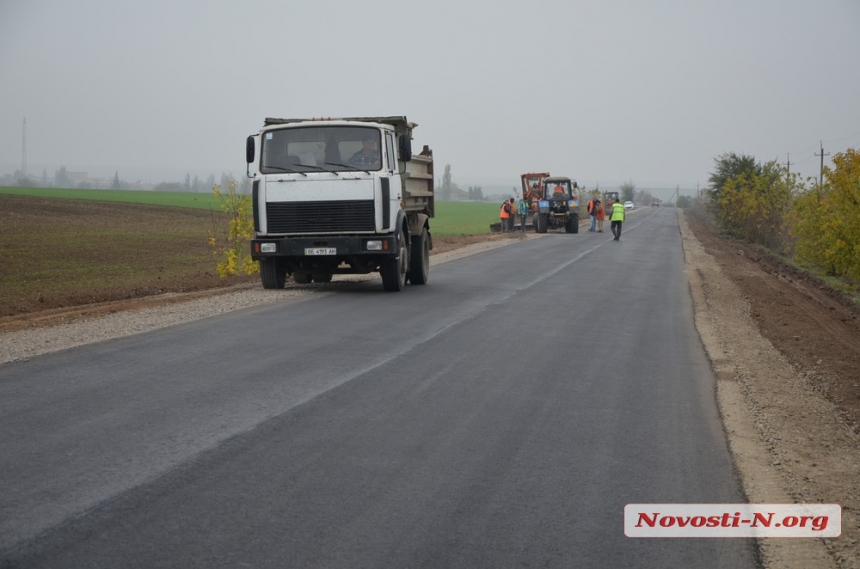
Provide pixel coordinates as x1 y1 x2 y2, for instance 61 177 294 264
534 176 579 233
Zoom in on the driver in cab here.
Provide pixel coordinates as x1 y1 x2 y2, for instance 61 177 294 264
350 134 381 169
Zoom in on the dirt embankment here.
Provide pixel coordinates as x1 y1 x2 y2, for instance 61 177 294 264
682 210 860 569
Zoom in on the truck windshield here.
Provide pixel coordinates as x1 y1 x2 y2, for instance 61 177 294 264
260 126 382 174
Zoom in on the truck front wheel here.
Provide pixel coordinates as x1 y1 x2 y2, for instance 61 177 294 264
381 236 407 292
408 227 430 285
535 213 548 234
260 258 286 289
565 213 579 233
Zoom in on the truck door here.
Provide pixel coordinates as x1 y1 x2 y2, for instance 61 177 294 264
384 132 396 172
383 131 400 231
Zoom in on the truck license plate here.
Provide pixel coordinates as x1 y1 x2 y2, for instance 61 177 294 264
304 248 336 256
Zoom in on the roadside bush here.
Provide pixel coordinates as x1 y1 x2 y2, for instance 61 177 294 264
207 179 259 277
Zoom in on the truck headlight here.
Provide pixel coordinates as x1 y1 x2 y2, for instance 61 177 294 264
366 240 383 251
260 243 277 253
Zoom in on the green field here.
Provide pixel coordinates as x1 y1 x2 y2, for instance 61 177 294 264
0 187 499 235
0 187 222 210
432 201 498 235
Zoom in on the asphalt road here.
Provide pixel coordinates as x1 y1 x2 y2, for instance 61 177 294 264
0 208 758 568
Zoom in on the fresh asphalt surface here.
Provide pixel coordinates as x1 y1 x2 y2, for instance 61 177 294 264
0 208 758 568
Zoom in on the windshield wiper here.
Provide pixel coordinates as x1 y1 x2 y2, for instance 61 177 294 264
327 162 369 174
264 165 306 176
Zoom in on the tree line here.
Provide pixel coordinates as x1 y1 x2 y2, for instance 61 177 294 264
706 148 860 281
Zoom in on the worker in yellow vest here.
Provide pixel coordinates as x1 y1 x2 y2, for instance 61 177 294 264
610 199 626 241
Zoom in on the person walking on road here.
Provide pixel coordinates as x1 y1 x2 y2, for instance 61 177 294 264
518 198 529 232
609 198 626 241
595 199 605 233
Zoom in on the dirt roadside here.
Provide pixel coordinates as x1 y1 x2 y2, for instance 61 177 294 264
681 210 859 568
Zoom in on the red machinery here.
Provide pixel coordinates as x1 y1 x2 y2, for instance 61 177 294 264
521 172 551 212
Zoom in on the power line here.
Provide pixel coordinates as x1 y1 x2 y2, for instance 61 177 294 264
824 131 860 144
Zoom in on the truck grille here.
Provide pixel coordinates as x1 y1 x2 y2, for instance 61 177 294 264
266 200 375 234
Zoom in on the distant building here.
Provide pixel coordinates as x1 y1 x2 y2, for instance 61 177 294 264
67 171 88 185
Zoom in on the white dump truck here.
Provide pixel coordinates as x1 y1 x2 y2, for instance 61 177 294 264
245 116 434 292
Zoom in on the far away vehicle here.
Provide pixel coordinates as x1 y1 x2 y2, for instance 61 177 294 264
603 191 620 206
534 176 579 233
624 201 635 210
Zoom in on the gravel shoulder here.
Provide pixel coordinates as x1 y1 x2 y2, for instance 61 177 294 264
681 210 859 569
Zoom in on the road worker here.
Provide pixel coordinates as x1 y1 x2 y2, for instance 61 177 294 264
500 199 512 232
609 198 626 241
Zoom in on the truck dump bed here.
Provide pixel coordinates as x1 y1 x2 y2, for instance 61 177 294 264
404 146 434 218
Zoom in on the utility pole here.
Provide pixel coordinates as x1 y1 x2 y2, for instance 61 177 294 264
22 117 27 176
815 141 830 192
785 153 794 175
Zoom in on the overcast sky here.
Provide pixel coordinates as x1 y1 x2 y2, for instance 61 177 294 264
1 0 859 197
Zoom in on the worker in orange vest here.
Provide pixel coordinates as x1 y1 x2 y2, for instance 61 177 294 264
595 199 605 233
587 198 597 232
500 199 513 232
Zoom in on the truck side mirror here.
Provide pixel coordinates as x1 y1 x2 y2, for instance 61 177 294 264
398 135 412 162
246 135 255 164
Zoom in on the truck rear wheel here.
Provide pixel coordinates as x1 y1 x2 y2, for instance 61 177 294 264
293 272 312 284
312 272 332 283
408 227 430 285
260 258 286 289
535 213 548 234
381 235 407 292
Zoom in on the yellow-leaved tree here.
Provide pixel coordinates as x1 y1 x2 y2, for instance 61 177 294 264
791 148 860 279
716 161 796 251
208 178 259 277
